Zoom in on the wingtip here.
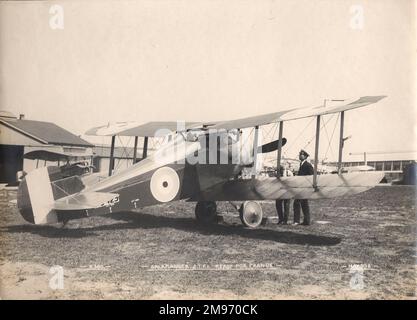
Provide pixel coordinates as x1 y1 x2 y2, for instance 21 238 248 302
354 95 388 104
84 126 102 136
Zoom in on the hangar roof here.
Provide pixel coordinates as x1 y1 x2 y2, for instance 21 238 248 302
0 118 93 147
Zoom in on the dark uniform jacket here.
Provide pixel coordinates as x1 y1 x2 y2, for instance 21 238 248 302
298 160 314 176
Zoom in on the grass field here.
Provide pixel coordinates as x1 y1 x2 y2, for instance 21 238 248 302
0 185 415 299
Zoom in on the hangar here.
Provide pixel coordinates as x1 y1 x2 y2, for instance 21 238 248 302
0 111 93 184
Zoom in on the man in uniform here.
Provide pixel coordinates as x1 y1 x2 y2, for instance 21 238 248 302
293 149 314 225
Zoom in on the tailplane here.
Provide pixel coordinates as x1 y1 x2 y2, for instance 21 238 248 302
17 166 119 225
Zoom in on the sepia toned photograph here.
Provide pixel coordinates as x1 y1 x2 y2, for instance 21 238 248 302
0 0 415 302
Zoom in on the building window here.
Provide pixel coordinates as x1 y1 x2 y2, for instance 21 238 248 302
392 161 401 171
375 162 383 171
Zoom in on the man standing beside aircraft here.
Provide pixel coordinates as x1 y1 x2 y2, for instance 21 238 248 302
293 150 314 226
275 163 293 224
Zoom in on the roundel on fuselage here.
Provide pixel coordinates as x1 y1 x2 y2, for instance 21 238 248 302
150 166 180 202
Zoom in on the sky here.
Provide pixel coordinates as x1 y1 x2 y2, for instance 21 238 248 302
0 0 416 162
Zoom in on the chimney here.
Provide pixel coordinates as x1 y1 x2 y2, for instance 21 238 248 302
19 114 25 120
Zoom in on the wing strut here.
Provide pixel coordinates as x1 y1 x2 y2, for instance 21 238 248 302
133 136 139 164
276 121 284 178
143 136 149 159
109 135 116 177
252 126 259 178
337 111 345 174
313 115 321 191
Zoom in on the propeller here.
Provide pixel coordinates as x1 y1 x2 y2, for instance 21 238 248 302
257 138 287 154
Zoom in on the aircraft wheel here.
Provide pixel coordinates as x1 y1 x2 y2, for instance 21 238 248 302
195 201 218 224
239 201 263 228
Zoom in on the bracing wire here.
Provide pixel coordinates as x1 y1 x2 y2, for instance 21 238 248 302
240 127 254 154
51 180 84 204
284 117 315 157
302 114 335 151
114 136 132 170
323 113 339 161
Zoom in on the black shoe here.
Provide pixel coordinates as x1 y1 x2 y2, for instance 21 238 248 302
277 220 284 225
301 221 310 226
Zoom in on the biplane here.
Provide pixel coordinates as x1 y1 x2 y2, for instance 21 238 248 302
23 148 95 177
17 96 386 228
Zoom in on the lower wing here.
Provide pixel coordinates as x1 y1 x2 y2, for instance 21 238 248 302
198 171 385 201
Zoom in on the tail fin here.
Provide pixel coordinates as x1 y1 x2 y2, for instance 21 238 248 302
17 167 57 224
17 166 85 225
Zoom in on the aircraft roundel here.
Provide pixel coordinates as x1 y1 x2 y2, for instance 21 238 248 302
150 166 180 203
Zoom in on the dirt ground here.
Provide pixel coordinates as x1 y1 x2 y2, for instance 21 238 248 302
0 185 415 300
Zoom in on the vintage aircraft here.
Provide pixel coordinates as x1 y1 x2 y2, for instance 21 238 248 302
17 96 386 228
23 148 95 177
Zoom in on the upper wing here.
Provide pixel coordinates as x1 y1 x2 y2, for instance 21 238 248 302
23 146 93 162
85 121 203 137
85 96 386 136
24 149 93 161
210 95 386 130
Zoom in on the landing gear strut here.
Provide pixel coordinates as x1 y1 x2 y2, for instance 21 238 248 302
239 201 263 228
195 201 218 224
